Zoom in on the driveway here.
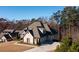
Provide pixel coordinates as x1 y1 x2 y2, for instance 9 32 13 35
24 42 60 52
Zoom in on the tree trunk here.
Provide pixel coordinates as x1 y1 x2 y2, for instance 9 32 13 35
69 24 71 38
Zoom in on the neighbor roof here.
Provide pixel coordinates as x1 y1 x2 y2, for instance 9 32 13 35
3 29 14 33
4 34 13 41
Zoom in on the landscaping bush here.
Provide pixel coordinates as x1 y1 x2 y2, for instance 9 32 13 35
55 36 79 52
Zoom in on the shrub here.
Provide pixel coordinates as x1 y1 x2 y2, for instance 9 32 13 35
55 36 79 52
68 41 79 52
55 36 73 52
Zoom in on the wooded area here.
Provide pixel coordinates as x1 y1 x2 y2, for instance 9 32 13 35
51 6 79 52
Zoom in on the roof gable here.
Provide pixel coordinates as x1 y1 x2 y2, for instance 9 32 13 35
22 21 53 39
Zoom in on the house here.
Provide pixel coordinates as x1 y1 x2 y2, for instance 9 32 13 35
0 33 13 42
3 29 14 33
19 29 27 39
0 29 20 42
10 30 20 39
0 33 6 42
23 21 57 45
3 29 20 39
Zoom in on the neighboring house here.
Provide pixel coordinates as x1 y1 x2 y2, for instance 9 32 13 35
3 29 20 39
0 33 6 42
3 29 14 33
0 33 13 42
23 21 57 45
10 30 20 39
4 33 13 41
0 29 20 42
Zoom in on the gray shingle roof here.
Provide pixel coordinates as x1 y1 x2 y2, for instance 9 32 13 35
33 28 40 38
43 23 51 32
28 21 42 29
26 21 52 38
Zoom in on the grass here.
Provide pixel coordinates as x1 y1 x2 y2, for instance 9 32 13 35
0 41 33 52
17 40 39 46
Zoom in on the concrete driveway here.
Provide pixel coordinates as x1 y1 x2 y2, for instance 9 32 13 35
24 42 60 52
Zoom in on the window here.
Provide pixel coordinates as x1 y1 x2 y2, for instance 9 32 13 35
27 38 30 44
